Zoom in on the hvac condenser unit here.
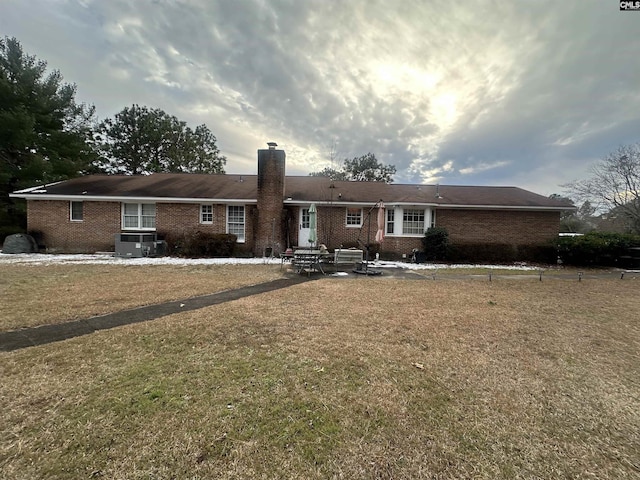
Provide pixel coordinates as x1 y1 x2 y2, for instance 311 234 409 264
114 233 166 258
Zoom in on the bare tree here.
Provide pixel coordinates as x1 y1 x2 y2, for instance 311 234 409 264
564 143 640 233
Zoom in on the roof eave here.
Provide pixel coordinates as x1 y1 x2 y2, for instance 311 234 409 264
9 193 258 204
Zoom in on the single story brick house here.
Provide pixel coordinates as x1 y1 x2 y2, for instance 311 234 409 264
10 143 571 258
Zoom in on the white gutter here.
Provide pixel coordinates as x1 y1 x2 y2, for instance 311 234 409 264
283 199 572 211
11 194 571 211
9 193 257 204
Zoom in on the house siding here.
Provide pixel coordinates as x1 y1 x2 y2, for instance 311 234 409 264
24 200 561 257
303 206 424 255
27 200 120 252
436 209 561 244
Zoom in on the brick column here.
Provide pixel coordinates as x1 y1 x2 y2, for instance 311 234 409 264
255 143 286 256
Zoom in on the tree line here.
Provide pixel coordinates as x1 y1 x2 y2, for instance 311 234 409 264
552 143 640 235
0 37 223 233
2 35 639 236
1 37 398 234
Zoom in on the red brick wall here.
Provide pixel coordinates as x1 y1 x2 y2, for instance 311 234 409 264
26 200 560 255
156 203 225 233
156 203 255 253
27 200 256 253
289 206 559 257
256 149 286 255
436 208 561 244
28 200 120 252
288 206 423 255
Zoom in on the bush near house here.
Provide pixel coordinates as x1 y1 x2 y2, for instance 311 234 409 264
556 231 640 267
419 227 556 264
162 231 238 258
446 243 557 264
422 227 449 261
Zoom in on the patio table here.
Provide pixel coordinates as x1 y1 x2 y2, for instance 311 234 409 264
292 249 330 275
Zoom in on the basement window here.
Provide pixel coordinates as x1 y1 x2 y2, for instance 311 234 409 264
70 201 83 222
122 203 156 230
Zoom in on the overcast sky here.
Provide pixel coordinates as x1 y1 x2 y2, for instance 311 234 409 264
2 0 639 196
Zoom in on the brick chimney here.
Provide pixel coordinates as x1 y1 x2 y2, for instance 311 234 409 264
256 142 286 256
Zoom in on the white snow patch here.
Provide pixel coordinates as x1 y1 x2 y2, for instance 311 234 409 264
0 252 540 270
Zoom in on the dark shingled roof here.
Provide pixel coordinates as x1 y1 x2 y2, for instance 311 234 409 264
14 173 573 210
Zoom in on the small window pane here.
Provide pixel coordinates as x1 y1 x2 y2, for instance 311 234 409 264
71 201 83 221
346 208 362 226
301 208 310 228
141 216 156 228
201 205 213 223
141 204 156 215
386 209 394 234
403 209 425 235
123 216 139 228
124 203 138 215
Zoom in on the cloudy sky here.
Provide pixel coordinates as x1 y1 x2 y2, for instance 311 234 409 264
2 0 639 196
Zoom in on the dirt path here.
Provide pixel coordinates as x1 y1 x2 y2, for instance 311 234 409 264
0 275 318 352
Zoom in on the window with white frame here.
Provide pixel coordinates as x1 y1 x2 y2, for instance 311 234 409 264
122 203 156 229
70 201 83 221
200 204 213 224
386 208 394 234
346 207 362 226
227 205 245 242
403 209 425 235
430 209 436 228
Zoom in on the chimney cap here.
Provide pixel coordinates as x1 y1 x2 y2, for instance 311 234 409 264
267 142 278 149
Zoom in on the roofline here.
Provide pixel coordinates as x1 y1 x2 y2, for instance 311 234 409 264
287 200 572 211
435 204 574 211
10 194 573 211
8 193 258 204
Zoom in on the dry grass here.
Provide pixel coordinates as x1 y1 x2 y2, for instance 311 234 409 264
0 263 284 331
1 269 640 479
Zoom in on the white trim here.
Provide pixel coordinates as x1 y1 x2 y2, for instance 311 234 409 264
433 204 571 211
9 193 257 204
10 194 571 212
283 199 570 211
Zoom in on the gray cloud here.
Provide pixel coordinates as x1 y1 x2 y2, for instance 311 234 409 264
2 0 639 196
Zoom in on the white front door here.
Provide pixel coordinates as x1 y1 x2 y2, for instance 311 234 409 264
299 207 312 246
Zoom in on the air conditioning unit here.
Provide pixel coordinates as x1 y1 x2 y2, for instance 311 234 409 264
114 233 166 258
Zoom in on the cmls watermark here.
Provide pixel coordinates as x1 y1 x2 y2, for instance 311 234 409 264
620 1 640 10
